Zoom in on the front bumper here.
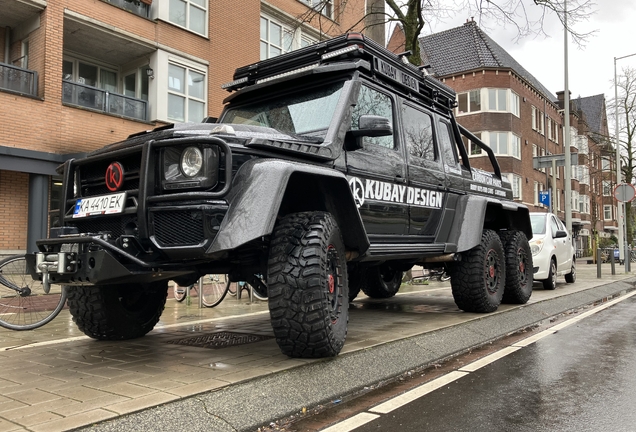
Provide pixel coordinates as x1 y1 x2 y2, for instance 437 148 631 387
29 235 197 286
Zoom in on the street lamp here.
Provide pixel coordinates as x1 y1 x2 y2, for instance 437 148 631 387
614 52 636 268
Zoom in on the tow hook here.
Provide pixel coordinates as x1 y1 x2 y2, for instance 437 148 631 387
34 252 78 293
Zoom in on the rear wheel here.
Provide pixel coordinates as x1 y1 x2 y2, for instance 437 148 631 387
499 231 533 304
361 264 403 299
67 281 168 340
267 211 348 358
565 259 576 283
542 258 557 290
450 229 505 313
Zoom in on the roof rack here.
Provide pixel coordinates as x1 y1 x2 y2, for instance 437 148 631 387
221 33 457 111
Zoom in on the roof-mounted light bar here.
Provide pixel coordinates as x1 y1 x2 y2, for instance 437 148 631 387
221 76 249 91
255 64 318 85
321 44 360 60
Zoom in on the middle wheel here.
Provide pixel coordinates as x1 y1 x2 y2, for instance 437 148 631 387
361 263 403 299
450 229 505 313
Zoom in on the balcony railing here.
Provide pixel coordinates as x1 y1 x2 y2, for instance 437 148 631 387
102 0 150 18
0 63 38 97
62 80 148 121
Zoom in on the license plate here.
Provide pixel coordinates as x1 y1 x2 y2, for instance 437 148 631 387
73 192 126 218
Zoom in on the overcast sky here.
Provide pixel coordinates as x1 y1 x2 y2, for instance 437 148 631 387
422 0 636 103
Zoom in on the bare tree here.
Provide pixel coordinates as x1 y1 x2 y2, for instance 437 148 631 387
295 0 596 66
609 67 636 244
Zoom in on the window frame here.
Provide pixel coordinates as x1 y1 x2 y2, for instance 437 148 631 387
166 60 207 123
260 14 318 60
167 0 208 36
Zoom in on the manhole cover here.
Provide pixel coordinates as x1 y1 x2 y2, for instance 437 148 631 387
167 331 273 349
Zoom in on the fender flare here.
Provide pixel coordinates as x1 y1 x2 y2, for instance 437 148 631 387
208 158 369 255
447 195 532 252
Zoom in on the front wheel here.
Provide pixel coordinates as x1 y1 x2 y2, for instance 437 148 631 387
450 229 505 313
67 281 168 340
267 211 348 358
542 259 557 290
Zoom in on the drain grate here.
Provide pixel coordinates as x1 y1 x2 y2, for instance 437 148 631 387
167 331 273 349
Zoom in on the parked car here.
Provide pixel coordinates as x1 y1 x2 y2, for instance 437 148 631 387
529 212 576 289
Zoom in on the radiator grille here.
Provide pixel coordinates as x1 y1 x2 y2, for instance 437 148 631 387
78 154 141 198
153 210 205 246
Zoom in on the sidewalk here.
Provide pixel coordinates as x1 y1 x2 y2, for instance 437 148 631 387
0 262 634 432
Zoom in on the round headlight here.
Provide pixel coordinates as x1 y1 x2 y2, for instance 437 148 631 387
180 146 203 177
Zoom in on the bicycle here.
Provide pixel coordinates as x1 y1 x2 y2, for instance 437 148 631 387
172 274 230 308
0 254 67 330
227 274 268 301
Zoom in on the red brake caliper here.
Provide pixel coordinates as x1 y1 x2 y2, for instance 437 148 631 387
328 274 335 293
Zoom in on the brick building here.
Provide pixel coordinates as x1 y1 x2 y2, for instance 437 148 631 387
416 20 616 254
0 0 370 256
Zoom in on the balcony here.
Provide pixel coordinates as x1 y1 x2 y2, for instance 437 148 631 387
102 0 150 18
62 80 147 121
0 63 38 97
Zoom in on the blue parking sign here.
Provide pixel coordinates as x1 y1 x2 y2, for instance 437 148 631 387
539 190 550 206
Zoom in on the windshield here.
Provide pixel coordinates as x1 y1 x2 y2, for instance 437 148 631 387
222 82 345 138
530 214 547 235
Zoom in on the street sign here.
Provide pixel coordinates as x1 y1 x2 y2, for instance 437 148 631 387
532 153 579 169
614 183 636 202
539 190 550 206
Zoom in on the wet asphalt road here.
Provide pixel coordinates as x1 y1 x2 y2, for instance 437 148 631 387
354 296 636 432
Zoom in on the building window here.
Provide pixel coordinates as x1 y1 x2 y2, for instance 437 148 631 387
531 106 544 134
557 188 561 211
260 15 317 60
602 180 612 196
21 40 29 69
461 132 482 156
602 156 611 171
506 173 522 199
300 0 334 19
169 0 207 35
604 205 612 220
571 190 579 212
510 91 520 116
547 117 559 143
457 89 481 114
123 65 151 101
167 62 206 122
485 131 520 158
580 195 590 214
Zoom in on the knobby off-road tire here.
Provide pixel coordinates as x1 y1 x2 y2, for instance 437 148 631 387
499 230 534 304
542 258 557 290
450 229 505 313
67 281 168 340
267 211 349 358
361 264 403 299
565 259 576 283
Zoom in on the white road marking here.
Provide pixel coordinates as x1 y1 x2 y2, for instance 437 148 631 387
459 346 521 372
320 289 636 431
369 371 469 414
320 413 380 432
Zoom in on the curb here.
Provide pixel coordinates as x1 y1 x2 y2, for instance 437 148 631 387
79 277 636 432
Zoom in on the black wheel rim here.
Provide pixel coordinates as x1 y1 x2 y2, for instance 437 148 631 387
485 248 500 294
517 247 529 285
326 244 341 324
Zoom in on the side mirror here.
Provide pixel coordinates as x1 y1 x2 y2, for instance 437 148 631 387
350 115 393 138
345 115 393 151
554 230 568 239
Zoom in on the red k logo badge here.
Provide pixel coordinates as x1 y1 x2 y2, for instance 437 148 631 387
105 162 125 192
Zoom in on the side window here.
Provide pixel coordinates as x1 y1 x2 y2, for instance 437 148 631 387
351 85 394 149
437 120 459 167
550 216 559 236
402 104 435 161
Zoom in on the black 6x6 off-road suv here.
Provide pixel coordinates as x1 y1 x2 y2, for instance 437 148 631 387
30 33 533 358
